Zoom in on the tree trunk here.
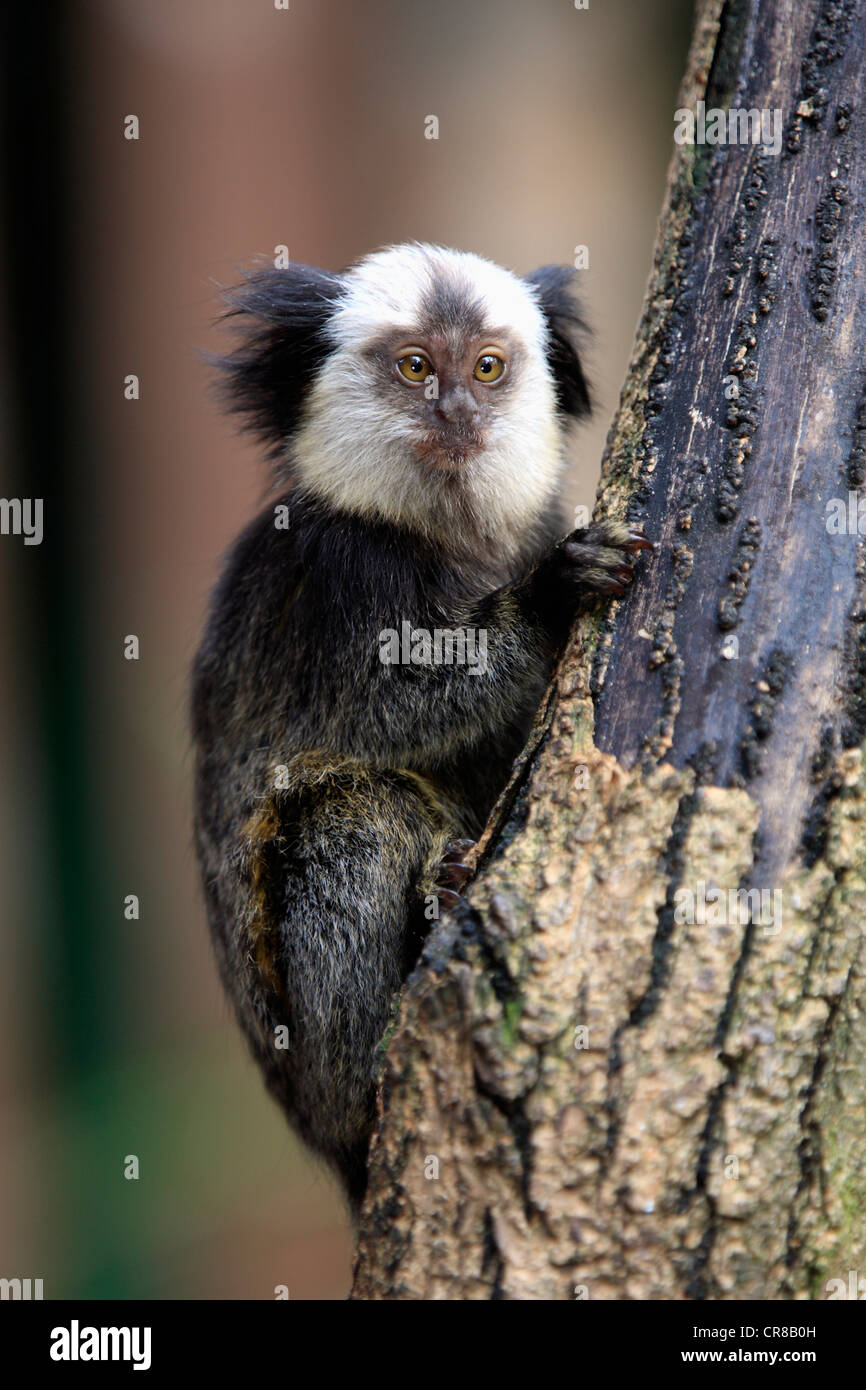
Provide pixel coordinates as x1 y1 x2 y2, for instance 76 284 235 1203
352 0 866 1301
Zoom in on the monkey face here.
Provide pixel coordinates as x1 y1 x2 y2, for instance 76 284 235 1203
287 243 574 546
362 327 526 472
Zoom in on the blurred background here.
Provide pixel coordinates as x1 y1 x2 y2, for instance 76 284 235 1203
0 0 692 1299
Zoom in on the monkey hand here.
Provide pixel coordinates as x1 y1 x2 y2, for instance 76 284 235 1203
552 519 653 596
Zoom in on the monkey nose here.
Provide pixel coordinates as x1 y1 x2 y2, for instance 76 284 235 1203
435 387 477 425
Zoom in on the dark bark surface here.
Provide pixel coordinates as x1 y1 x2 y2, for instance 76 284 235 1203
593 0 866 884
352 0 866 1300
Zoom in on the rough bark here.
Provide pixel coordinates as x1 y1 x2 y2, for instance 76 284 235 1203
352 0 866 1300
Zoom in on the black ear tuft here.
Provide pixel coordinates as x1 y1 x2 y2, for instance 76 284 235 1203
210 263 344 459
523 265 591 421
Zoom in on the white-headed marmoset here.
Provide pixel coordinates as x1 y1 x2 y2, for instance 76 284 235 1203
192 243 650 1211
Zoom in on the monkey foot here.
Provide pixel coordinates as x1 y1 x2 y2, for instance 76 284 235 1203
435 838 478 904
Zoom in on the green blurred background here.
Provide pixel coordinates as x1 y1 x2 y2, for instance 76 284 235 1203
0 0 692 1299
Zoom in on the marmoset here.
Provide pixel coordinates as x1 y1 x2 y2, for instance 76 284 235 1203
192 243 650 1210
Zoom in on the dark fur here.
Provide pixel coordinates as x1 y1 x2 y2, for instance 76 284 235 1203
212 263 343 460
524 264 592 419
193 256 639 1211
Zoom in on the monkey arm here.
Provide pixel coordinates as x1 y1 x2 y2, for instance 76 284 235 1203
347 520 652 768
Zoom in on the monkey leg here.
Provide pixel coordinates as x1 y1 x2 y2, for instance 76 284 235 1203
238 758 459 1209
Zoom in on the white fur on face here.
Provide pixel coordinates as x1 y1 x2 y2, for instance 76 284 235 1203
291 243 568 558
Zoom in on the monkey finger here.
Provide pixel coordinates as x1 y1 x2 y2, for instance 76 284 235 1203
441 838 477 862
623 528 654 552
436 887 466 910
437 861 474 890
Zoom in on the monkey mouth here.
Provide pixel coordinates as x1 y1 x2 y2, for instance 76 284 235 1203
413 430 484 470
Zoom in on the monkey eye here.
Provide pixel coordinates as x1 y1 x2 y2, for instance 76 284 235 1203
473 351 506 384
395 351 433 384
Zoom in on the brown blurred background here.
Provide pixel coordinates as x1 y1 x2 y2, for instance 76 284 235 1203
0 0 692 1299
